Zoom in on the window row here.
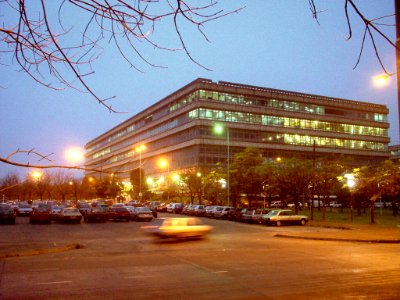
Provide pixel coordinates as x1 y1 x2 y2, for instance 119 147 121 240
189 108 388 137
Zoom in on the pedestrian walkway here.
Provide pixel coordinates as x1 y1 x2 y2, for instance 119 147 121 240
276 220 400 243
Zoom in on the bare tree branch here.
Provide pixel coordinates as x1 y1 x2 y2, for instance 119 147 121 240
309 0 397 75
0 1 244 111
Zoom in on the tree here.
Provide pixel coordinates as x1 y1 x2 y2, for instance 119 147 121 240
0 173 21 200
275 158 314 214
181 169 203 204
314 158 345 220
203 166 226 205
51 170 74 202
130 168 146 199
230 148 264 208
257 161 279 209
376 160 400 216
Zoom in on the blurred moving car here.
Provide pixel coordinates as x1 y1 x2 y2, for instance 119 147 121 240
16 203 33 216
84 208 108 223
0 203 16 225
261 209 308 226
143 217 213 239
131 207 154 222
108 206 131 222
57 208 82 224
29 205 52 224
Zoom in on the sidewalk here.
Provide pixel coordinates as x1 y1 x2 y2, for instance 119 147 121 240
275 220 400 243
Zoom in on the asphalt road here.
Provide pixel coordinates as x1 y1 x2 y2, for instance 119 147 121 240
0 215 399 299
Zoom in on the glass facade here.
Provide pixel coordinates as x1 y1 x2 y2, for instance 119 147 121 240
85 79 390 179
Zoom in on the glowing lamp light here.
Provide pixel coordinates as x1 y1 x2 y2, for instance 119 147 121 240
213 123 224 135
135 144 146 152
172 174 180 182
159 159 169 169
344 173 356 189
65 147 84 164
372 74 390 88
31 170 43 180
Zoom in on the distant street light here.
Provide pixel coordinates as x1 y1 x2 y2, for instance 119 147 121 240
213 123 230 206
31 170 43 181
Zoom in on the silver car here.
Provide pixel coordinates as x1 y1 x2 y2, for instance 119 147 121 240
262 209 308 226
131 207 153 222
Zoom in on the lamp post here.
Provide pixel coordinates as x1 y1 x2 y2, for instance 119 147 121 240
213 123 230 206
135 144 146 200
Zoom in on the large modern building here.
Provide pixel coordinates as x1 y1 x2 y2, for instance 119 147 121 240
85 78 390 187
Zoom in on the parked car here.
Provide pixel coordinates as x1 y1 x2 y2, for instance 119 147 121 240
108 206 131 222
241 208 269 224
29 205 52 224
329 201 342 208
16 203 33 216
226 207 244 221
84 208 108 223
142 217 213 239
261 209 308 226
205 206 223 218
168 203 182 214
213 206 235 219
287 202 303 208
77 201 91 215
173 203 184 214
126 200 141 207
190 205 206 216
157 203 168 212
270 201 282 208
57 208 82 224
182 204 194 215
50 205 64 221
0 203 16 225
131 207 154 222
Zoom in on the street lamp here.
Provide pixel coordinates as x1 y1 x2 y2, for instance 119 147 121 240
64 147 84 165
213 123 230 206
135 144 146 200
372 73 393 88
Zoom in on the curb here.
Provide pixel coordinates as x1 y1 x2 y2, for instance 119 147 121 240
0 243 85 259
274 234 400 244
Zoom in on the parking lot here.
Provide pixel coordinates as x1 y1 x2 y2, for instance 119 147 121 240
1 214 400 299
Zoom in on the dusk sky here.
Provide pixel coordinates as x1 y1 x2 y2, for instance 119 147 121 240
0 0 398 179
